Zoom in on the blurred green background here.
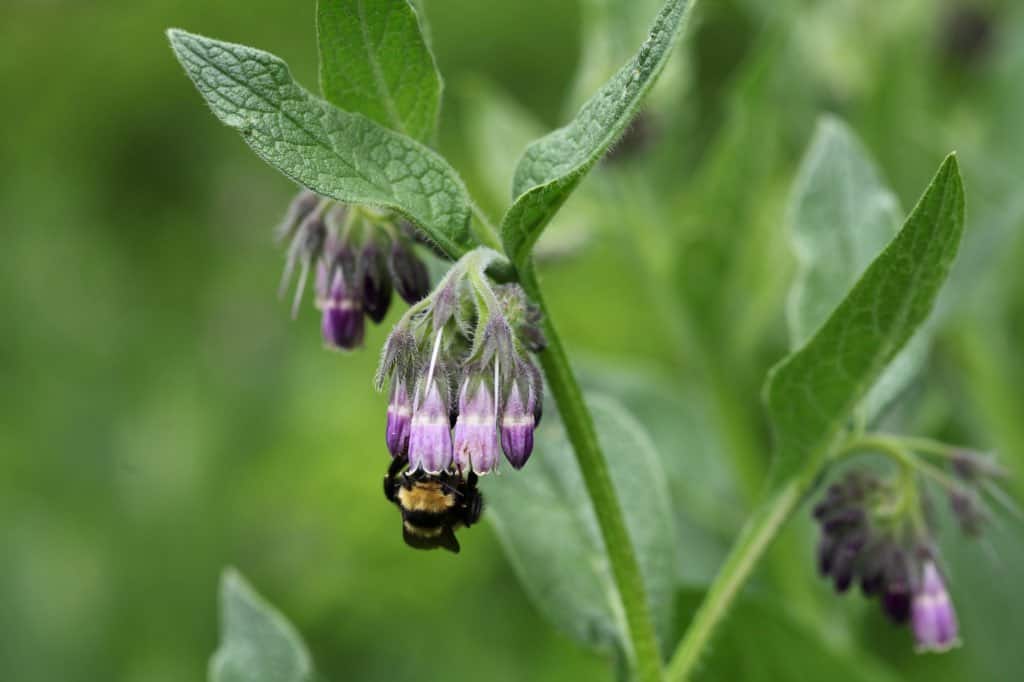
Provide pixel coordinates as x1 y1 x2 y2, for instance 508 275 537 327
2 0 1023 680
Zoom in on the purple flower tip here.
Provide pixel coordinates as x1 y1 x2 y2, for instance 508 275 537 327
500 386 535 469
912 561 959 653
385 379 412 458
408 381 453 474
318 266 364 350
453 379 499 474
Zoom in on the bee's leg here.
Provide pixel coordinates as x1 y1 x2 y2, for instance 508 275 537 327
383 455 408 503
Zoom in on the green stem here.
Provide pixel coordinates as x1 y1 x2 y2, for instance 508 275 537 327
665 478 803 681
520 261 663 682
471 202 504 252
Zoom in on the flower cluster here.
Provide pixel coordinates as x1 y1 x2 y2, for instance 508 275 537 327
376 249 545 475
276 190 431 350
813 470 959 653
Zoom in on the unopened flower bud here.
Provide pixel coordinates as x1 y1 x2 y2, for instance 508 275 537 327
408 378 453 474
388 240 430 304
912 561 959 652
385 379 412 458
453 374 499 474
360 237 392 324
500 370 539 469
317 261 364 350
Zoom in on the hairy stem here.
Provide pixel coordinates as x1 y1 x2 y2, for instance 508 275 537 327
520 261 663 682
666 478 804 681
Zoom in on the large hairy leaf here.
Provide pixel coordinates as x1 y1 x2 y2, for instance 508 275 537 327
167 29 473 259
317 0 441 142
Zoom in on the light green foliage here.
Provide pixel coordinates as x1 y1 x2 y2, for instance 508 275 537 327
210 569 316 682
485 395 678 658
500 0 695 270
674 591 902 682
767 155 965 480
786 116 902 347
787 115 931 420
167 29 473 259
317 0 442 143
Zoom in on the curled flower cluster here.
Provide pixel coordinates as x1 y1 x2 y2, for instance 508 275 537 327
376 250 545 475
813 470 959 653
276 190 431 350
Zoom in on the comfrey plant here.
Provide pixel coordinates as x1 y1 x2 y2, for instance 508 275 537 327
169 1 1011 681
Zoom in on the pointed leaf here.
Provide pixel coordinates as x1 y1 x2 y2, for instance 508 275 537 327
167 29 473 259
786 116 930 420
210 568 316 682
500 0 695 270
485 394 678 658
766 154 965 480
317 0 442 142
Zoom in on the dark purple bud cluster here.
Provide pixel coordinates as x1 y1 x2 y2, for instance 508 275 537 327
377 250 546 476
276 191 431 350
813 470 959 652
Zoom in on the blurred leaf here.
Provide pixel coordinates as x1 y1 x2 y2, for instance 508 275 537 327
674 590 902 681
786 115 931 421
461 78 545 211
485 394 678 658
766 155 965 481
166 29 473 259
500 0 695 270
578 363 740 583
210 568 316 682
317 0 442 143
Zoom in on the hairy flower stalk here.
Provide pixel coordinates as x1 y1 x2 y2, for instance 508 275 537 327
377 249 546 477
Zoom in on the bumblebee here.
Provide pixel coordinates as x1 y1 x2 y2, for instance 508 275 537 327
383 455 484 553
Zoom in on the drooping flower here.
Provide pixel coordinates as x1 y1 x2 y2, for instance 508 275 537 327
912 561 959 652
388 238 430 304
316 244 364 350
453 372 499 474
385 378 413 458
500 361 541 469
359 234 392 324
408 375 453 474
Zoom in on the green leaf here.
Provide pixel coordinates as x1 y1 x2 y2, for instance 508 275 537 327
210 568 316 682
167 29 473 259
766 154 965 480
317 0 442 143
500 0 695 270
485 394 678 658
674 590 903 682
786 115 931 420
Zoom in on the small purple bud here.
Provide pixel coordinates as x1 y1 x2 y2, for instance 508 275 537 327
453 377 499 474
500 382 536 469
912 561 959 653
388 240 430 304
360 239 392 324
385 379 412 458
408 380 453 474
317 263 364 350
882 554 913 625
